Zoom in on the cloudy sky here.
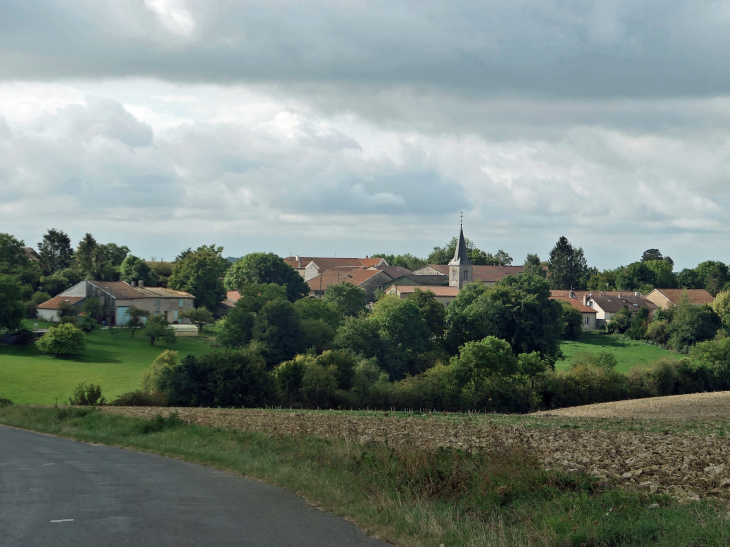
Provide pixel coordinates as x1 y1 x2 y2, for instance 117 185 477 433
2 0 730 269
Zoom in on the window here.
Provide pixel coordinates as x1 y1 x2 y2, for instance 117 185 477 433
463 270 468 280
178 299 184 308
173 310 179 320
584 316 589 326
154 299 161 307
154 311 160 316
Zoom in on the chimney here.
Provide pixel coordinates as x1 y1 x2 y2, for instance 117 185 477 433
295 255 301 268
130 280 137 287
618 293 622 299
138 280 145 288
635 291 641 296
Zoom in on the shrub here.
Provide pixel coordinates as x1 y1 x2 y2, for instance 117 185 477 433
68 382 106 406
35 323 86 357
274 355 311 406
79 315 98 334
142 315 176 346
142 350 179 393
301 361 338 408
23 301 37 319
111 390 168 406
0 398 14 406
646 320 670 345
570 350 618 370
139 411 182 433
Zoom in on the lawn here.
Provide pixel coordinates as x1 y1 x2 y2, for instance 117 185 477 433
558 332 681 373
0 327 217 405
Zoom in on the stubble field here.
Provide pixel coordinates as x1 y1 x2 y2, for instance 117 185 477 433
103 391 730 502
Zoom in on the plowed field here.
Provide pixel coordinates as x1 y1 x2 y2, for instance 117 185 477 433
103 397 730 502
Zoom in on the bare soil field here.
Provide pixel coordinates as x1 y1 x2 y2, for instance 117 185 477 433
535 391 730 420
103 401 730 502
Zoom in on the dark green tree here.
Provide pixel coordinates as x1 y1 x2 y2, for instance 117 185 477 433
37 229 73 275
615 262 656 291
120 255 156 286
168 245 228 310
667 302 721 351
219 284 288 349
73 233 98 277
294 297 343 330
695 261 730 296
322 282 367 317
641 249 663 262
370 253 426 271
559 301 583 340
547 236 588 290
427 237 490 265
407 288 446 338
98 243 130 267
450 336 518 408
0 275 25 330
252 299 304 367
81 297 102 320
224 252 308 301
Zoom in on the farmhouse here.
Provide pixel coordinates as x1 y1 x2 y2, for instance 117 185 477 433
37 280 195 326
644 288 715 310
283 256 387 281
307 268 392 300
583 291 657 328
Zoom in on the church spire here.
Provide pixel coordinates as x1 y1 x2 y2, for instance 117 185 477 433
449 220 472 266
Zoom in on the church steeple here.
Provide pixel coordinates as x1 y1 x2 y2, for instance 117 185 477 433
448 215 473 289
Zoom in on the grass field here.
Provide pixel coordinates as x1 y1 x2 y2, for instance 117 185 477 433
559 333 680 373
1 406 729 547
0 326 216 405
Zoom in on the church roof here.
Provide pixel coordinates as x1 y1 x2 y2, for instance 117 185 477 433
448 227 473 266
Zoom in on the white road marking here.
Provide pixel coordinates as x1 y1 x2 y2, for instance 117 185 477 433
43 463 56 466
50 519 74 523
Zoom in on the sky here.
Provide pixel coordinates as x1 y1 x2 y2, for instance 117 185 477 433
1 1 730 270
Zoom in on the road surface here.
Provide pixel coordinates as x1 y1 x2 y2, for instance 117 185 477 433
0 426 389 547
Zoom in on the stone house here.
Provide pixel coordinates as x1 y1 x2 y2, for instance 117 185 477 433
36 280 195 326
583 291 657 328
644 288 715 310
284 256 387 281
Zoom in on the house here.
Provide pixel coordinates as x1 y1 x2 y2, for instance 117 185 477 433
22 247 41 263
307 268 392 300
381 274 449 291
550 296 597 330
36 280 195 326
645 289 715 310
283 256 388 281
412 264 525 287
583 291 657 328
385 285 460 307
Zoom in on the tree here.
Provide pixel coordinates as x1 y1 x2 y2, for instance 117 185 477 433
179 307 214 333
371 253 426 271
407 288 446 338
73 233 98 277
643 260 676 288
427 237 488 265
149 261 173 287
0 233 31 275
641 249 664 262
81 297 102 320
142 350 179 393
294 297 343 330
98 243 130 267
676 268 701 289
142 315 176 346
168 245 228 311
667 302 721 351
35 323 86 357
322 282 367 317
224 252 308 301
37 229 73 275
559 301 583 340
450 336 517 408
301 361 339 408
372 297 431 357
252 299 304 367
547 236 588 290
0 275 24 330
300 318 336 354
127 306 150 337
41 268 83 297
695 261 730 296
712 291 730 327
334 316 385 361
615 262 656 291
523 254 546 277
120 255 155 286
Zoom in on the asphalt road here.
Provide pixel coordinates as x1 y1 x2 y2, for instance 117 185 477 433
0 426 389 547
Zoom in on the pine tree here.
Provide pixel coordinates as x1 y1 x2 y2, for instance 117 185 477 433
37 229 73 275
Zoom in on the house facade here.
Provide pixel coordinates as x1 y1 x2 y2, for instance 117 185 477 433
37 280 195 326
583 291 657 328
551 296 598 330
284 256 387 281
385 285 460 307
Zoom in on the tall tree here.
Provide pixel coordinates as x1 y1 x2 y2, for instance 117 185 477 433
252 299 304 367
0 275 25 330
224 252 308 301
0 233 31 275
168 245 228 311
322 282 367 317
120 255 155 286
73 233 98 277
523 253 546 277
37 229 73 275
98 243 130 267
641 249 663 262
371 253 426 271
547 236 588 290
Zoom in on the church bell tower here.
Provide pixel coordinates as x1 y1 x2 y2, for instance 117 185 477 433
449 219 473 290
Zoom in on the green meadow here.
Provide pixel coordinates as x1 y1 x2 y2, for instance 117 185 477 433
0 322 216 405
558 332 681 373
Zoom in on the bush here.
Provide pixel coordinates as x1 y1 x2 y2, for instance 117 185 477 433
0 397 14 406
111 390 168 406
35 323 86 357
142 350 179 393
68 382 106 406
0 328 35 346
301 361 338 408
274 355 310 406
139 411 182 433
79 315 98 334
23 301 37 319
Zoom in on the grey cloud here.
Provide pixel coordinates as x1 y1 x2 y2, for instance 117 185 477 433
3 1 730 99
34 97 153 147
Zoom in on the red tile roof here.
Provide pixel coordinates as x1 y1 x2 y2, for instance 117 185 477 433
87 281 193 299
650 289 715 305
37 296 84 310
284 256 386 272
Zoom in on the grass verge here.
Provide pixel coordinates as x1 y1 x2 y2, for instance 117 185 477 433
1 406 729 547
559 333 680 373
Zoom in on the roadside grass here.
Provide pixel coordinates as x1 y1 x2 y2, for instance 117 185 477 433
0 328 216 405
1 406 729 547
559 333 680 373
